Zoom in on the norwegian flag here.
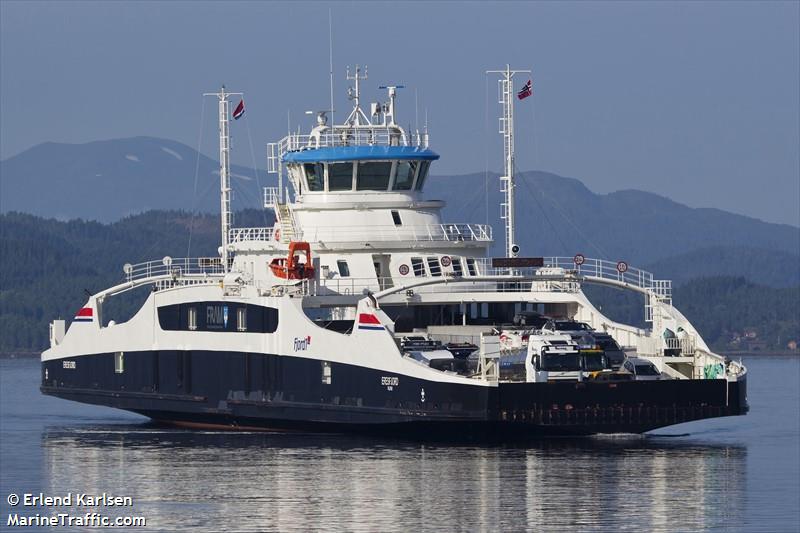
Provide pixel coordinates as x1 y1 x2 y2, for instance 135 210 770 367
357 313 384 331
232 99 245 120
517 79 533 100
74 307 93 323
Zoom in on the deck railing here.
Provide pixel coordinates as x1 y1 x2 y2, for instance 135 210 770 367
277 126 428 155
226 223 492 245
301 223 492 243
308 276 580 298
229 227 275 244
123 257 224 283
301 256 667 299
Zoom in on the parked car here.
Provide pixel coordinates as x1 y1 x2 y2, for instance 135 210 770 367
621 357 662 381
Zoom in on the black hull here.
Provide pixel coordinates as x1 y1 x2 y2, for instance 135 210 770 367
41 350 748 440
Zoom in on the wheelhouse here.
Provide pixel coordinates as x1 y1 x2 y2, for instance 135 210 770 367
283 146 439 194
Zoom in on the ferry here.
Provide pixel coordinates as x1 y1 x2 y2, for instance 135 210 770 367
40 65 748 439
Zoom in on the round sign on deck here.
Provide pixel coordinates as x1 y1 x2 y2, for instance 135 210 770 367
440 256 452 267
573 254 585 265
616 261 628 273
398 264 410 275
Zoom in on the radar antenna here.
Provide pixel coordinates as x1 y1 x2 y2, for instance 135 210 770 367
378 85 405 127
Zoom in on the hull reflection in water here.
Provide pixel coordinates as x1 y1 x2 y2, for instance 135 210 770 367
41 426 746 532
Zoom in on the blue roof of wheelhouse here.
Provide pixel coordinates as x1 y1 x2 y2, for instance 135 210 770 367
282 146 440 163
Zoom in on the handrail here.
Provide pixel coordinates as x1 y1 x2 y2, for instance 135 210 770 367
226 223 492 245
229 227 275 243
124 257 224 283
300 223 493 243
306 256 670 304
541 257 671 302
277 126 428 156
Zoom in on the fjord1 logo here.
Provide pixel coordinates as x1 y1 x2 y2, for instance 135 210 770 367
294 336 312 351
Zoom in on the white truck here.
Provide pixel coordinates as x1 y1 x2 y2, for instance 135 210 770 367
499 334 582 383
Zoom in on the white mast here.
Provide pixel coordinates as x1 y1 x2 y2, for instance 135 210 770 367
487 65 530 258
345 65 372 126
204 85 242 272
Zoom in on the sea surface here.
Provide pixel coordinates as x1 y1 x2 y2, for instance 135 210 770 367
1 356 798 532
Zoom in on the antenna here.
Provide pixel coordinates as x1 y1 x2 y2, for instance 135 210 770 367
345 65 371 126
203 85 243 272
487 65 531 258
415 88 419 132
328 9 335 126
378 84 404 127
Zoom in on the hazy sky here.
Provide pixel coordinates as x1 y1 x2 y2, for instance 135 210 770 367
1 1 798 226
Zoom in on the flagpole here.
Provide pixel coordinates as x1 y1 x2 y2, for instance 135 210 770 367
487 65 531 259
204 86 243 272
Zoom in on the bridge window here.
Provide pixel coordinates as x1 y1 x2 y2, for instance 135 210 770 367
158 303 278 333
411 257 425 277
452 258 463 276
337 260 350 277
465 258 477 276
357 162 393 191
304 163 324 191
393 161 417 190
328 163 354 191
414 161 431 190
427 257 442 277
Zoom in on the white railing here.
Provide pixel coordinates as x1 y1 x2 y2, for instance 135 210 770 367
263 187 279 209
277 126 428 157
123 257 224 283
304 256 669 303
301 223 492 243
308 276 580 298
541 257 671 302
229 227 275 244
665 336 697 356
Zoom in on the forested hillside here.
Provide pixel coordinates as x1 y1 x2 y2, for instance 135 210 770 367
0 210 270 352
585 278 800 352
1 210 797 353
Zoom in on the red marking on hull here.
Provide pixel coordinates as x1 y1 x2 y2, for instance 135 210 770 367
358 313 380 324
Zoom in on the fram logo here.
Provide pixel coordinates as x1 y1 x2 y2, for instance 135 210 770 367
207 305 229 329
73 307 93 323
294 336 312 351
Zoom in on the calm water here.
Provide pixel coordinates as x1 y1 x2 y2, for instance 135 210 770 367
1 356 798 532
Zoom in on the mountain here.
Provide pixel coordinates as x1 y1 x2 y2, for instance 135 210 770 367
427 171 800 265
0 137 269 222
2 138 798 286
644 246 800 288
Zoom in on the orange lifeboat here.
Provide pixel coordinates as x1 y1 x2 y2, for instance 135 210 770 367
269 241 316 280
